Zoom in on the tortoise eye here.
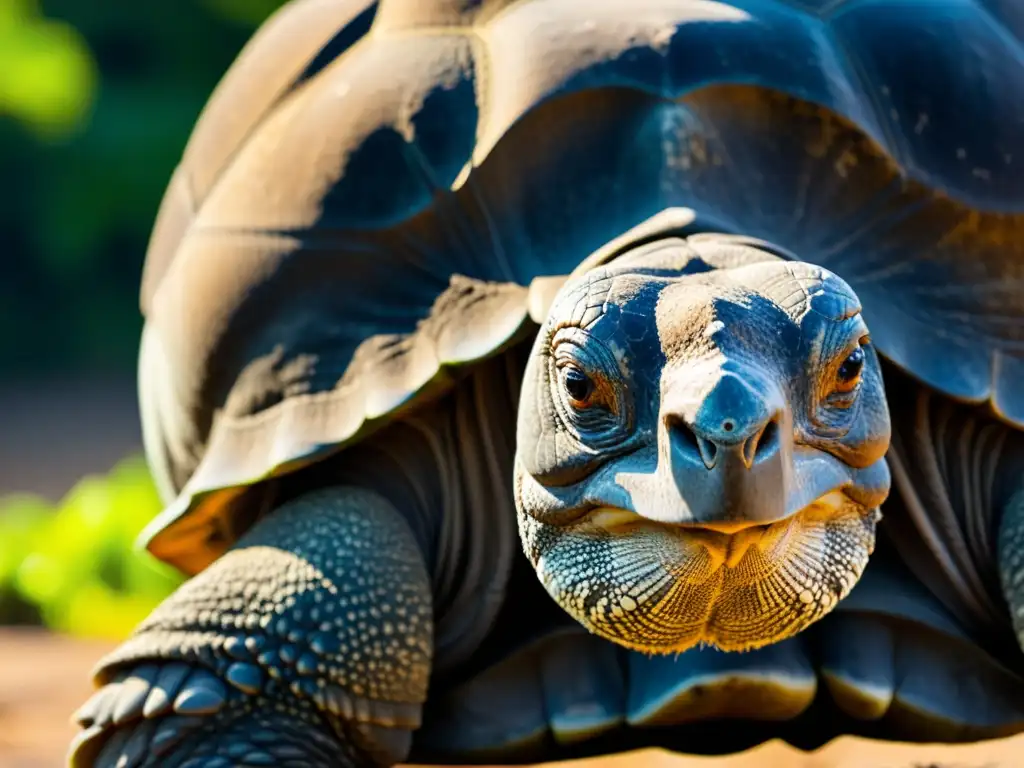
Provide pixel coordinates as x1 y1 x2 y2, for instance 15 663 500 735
561 365 594 405
835 345 865 392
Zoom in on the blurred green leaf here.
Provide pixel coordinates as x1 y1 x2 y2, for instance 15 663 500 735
0 495 51 625
1 455 183 638
63 580 163 641
0 0 98 139
0 494 51 582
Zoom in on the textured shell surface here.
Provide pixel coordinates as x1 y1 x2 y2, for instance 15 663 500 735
139 0 1024 571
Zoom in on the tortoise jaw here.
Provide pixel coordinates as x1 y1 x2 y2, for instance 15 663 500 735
579 490 852 571
518 485 881 654
582 506 774 569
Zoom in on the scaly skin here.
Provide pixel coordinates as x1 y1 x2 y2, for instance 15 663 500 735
69 488 433 768
1001 488 1024 656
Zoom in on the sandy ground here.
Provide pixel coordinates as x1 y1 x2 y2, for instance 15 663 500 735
3 629 1023 768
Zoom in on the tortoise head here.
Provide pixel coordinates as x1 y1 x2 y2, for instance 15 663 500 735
515 227 892 654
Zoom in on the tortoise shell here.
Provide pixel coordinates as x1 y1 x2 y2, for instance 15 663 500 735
138 0 1024 575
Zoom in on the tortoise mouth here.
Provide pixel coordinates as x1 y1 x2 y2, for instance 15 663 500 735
578 491 852 571
518 491 881 654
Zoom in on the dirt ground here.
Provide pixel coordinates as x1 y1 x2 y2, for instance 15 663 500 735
3 628 1022 768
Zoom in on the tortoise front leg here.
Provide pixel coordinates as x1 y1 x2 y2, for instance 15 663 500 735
68 487 433 768
1000 486 1024 655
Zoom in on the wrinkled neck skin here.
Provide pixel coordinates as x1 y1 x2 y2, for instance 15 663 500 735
514 230 892 655
861 363 1024 665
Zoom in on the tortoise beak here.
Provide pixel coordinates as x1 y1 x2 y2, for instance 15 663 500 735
616 364 800 530
663 369 792 528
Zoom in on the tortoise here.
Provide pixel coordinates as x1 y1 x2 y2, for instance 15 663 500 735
69 0 1024 765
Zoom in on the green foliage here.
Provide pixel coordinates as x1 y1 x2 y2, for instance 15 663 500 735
0 456 181 640
0 0 98 139
4 1 287 375
0 4 303 636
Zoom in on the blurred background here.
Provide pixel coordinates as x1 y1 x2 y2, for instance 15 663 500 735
0 0 290 643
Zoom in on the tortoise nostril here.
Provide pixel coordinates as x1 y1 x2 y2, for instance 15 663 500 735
741 417 780 468
669 416 718 469
669 415 700 454
757 419 779 456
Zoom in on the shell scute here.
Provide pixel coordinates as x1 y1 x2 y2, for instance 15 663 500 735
830 0 1024 207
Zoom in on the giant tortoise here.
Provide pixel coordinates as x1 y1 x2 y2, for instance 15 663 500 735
70 0 1024 765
